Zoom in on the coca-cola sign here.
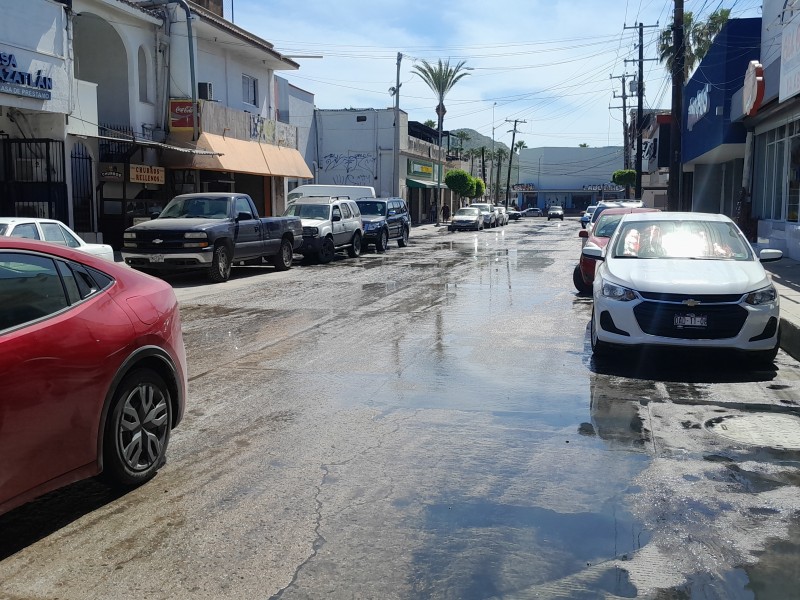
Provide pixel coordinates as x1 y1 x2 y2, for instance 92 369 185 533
170 99 196 131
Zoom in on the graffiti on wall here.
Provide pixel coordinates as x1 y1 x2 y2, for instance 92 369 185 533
322 152 376 186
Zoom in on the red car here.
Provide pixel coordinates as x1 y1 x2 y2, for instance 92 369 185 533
0 237 187 516
573 207 660 294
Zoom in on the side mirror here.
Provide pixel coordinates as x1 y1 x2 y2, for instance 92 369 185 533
237 212 253 221
759 248 783 263
332 214 341 222
388 209 397 216
150 212 160 219
579 230 588 239
582 243 604 261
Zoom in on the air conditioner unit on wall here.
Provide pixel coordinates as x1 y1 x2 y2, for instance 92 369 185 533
14 158 48 182
198 82 213 101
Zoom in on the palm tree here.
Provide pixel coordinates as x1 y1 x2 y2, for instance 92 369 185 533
513 140 528 186
423 119 436 129
454 130 471 159
494 147 509 203
658 9 729 78
412 59 471 224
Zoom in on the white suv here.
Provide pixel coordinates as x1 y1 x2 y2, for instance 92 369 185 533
283 196 364 263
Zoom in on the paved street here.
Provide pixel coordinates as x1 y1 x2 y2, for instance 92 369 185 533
2 218 800 599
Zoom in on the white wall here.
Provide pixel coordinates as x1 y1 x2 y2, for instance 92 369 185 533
518 146 625 189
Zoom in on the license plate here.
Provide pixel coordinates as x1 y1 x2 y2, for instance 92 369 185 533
149 254 165 263
674 313 707 328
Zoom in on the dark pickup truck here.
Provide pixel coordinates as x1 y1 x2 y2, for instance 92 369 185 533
121 192 302 283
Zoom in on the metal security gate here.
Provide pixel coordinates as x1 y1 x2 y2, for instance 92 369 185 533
70 142 94 232
0 139 67 221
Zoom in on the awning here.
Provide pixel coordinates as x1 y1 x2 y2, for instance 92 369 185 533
71 133 219 156
406 177 445 189
163 132 313 178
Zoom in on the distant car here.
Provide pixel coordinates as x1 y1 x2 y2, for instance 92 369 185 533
355 197 411 252
586 200 645 234
470 203 497 228
522 207 543 217
547 205 564 220
0 217 114 262
585 212 783 363
507 207 522 220
580 205 598 228
495 206 510 226
0 237 187 516
449 206 484 232
573 207 660 294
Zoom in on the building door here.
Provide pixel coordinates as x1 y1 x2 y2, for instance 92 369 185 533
0 139 67 222
70 143 95 236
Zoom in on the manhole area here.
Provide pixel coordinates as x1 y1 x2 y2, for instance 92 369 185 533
705 413 800 449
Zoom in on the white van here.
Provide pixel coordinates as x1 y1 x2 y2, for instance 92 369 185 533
288 184 376 204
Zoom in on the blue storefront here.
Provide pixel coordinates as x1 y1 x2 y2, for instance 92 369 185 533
682 18 761 217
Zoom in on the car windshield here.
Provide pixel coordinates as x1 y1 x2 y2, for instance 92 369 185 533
283 203 330 220
160 197 230 219
355 201 386 216
471 204 491 211
612 219 753 260
585 207 597 215
594 214 624 238
456 208 479 216
0 224 6 235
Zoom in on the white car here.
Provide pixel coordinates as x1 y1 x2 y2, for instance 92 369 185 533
0 217 115 262
584 212 783 364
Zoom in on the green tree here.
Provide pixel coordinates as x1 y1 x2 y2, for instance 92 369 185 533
612 169 636 188
445 168 473 201
494 147 509 203
579 143 589 148
472 178 486 199
658 9 730 78
454 130 471 158
423 119 436 128
412 58 471 223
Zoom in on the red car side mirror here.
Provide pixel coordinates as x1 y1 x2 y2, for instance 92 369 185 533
579 230 588 238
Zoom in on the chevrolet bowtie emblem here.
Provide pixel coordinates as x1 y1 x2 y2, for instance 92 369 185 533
683 299 700 307
153 238 164 244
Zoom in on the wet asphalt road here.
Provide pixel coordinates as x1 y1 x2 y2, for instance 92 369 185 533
2 217 800 599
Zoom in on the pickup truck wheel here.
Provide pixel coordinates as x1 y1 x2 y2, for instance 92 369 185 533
376 229 389 253
398 226 409 248
347 232 362 258
209 244 232 282
318 237 335 264
271 238 293 271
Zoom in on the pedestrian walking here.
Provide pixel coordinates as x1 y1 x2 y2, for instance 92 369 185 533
442 204 450 222
429 204 436 223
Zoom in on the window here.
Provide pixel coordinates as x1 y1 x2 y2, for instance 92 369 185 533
41 222 68 245
332 206 342 220
242 74 258 106
0 253 69 331
58 225 82 248
138 46 150 103
234 197 253 219
9 223 40 240
340 203 352 219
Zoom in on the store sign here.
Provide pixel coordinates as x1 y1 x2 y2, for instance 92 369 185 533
583 184 623 191
781 11 800 101
687 84 710 131
170 99 196 131
410 161 433 176
99 163 125 182
0 51 53 100
130 164 165 185
743 60 765 116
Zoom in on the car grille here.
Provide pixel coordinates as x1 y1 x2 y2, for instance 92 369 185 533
633 301 748 339
638 291 743 303
127 231 187 250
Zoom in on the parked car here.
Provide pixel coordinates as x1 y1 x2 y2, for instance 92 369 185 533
495 206 509 226
122 193 302 282
573 207 660 294
470 203 497 228
0 217 114 262
0 237 187 516
580 205 598 228
448 206 484 231
507 207 522 220
547 205 564 220
522 207 543 217
355 197 410 251
584 212 783 363
586 200 645 234
283 196 364 263
287 184 376 204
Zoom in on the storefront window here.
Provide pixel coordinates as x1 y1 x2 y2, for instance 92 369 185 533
789 136 800 223
752 133 767 219
773 139 786 221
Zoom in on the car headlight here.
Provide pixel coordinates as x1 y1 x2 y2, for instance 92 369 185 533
303 226 319 236
124 232 137 239
184 232 208 239
602 282 637 301
745 285 778 305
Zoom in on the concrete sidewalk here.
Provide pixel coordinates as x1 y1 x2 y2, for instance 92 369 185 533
764 257 800 361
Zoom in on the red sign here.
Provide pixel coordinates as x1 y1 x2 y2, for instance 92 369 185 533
743 61 765 117
170 99 196 131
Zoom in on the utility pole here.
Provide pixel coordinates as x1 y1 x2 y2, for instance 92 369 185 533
624 22 659 200
505 119 526 208
490 102 496 200
668 0 684 211
391 52 402 198
610 73 631 198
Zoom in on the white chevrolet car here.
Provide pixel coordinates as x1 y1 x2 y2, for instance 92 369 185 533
0 217 114 262
583 212 783 364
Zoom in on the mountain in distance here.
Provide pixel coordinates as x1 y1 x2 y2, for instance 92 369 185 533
450 128 510 154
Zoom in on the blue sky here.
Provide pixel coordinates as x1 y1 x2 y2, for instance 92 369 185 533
224 0 762 149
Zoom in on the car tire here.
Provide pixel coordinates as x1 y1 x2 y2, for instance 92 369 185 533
753 332 780 365
271 238 294 271
573 265 592 294
208 243 232 283
398 226 409 248
590 309 612 358
376 229 389 252
101 368 172 488
348 231 362 258
318 237 335 264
